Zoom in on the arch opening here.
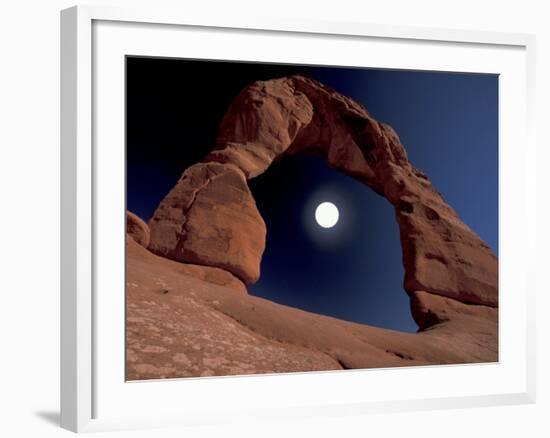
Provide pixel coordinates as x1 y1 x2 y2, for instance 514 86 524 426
247 153 417 332
147 74 498 333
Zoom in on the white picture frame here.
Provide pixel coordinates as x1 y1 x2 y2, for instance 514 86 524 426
60 4 536 433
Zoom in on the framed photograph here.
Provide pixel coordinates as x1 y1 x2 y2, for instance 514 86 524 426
61 5 536 433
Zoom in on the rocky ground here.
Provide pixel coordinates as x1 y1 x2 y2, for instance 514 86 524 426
126 233 497 381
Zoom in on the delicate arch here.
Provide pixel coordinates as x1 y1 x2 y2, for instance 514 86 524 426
147 76 498 329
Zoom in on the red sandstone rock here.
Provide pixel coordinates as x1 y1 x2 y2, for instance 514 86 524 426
207 78 314 178
148 162 266 285
126 210 150 248
410 290 497 331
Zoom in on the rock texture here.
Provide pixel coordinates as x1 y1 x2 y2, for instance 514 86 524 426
126 237 497 380
148 75 498 309
128 211 246 293
127 210 150 248
148 163 266 284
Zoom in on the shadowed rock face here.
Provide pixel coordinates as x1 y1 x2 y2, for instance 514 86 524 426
148 75 497 310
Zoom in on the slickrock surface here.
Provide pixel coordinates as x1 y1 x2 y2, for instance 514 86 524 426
126 237 497 380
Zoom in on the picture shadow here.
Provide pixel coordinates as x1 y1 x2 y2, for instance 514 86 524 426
34 410 60 427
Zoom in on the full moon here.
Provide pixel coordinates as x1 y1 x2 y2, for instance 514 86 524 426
315 202 339 228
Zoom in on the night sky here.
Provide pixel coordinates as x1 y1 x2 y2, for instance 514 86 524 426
126 57 498 333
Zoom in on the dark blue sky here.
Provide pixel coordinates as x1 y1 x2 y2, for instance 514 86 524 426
127 57 498 333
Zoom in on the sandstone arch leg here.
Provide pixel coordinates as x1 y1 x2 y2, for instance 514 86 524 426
148 162 266 285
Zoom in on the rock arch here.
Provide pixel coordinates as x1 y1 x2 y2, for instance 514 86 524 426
147 75 498 329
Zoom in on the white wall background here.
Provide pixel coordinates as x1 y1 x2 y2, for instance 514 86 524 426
0 0 546 436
